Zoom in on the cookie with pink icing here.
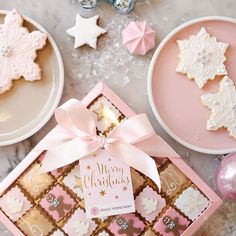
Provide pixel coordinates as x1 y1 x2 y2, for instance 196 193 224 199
108 213 145 236
122 21 156 55
135 186 166 222
0 186 32 221
153 207 190 236
63 207 98 236
0 9 47 94
40 184 76 221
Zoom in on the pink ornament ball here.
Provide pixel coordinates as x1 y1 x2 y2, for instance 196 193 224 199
215 152 236 201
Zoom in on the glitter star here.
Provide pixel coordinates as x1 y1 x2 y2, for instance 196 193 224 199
176 27 229 88
73 175 82 189
66 14 106 49
100 190 106 197
202 76 236 139
93 103 105 121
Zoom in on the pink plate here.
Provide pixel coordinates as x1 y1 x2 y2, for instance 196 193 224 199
148 17 236 154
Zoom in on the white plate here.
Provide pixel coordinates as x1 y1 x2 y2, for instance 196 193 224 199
0 10 64 146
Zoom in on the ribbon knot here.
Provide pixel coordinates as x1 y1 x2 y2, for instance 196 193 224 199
38 99 178 190
94 136 118 149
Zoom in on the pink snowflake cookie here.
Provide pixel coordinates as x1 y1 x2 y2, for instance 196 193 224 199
0 9 47 94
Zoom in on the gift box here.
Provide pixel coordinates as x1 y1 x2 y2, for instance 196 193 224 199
0 82 222 236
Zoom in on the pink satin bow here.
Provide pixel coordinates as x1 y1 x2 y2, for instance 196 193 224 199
39 99 178 189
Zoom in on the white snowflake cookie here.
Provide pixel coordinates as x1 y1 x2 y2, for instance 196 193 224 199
0 9 47 94
176 27 229 88
175 187 209 221
202 76 236 139
66 14 106 49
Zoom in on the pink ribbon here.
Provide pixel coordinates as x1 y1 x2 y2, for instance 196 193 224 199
39 99 178 189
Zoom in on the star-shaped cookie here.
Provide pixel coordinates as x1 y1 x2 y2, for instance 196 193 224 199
66 14 106 49
176 27 229 88
201 76 236 139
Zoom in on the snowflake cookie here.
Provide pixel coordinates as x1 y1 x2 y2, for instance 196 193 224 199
66 14 106 49
0 9 47 94
202 76 236 139
176 27 229 88
174 187 209 221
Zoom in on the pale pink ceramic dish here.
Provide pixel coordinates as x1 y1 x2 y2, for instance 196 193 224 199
148 16 236 154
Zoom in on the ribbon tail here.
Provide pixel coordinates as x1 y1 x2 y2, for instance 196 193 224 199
40 139 99 173
135 134 179 159
35 126 73 152
108 143 161 190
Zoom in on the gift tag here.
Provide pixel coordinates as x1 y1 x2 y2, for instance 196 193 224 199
80 149 135 218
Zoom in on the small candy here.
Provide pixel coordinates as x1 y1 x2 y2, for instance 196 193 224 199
122 21 156 55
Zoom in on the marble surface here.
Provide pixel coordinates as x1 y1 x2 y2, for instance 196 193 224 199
0 0 236 235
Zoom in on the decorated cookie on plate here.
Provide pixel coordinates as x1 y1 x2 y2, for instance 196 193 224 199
176 27 228 88
0 9 47 94
66 14 106 49
202 76 236 139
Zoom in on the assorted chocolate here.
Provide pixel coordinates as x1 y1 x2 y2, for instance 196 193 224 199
0 96 210 236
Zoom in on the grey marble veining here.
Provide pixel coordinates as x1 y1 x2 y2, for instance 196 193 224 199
0 0 236 235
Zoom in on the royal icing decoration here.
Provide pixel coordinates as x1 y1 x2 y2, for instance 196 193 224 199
73 221 90 236
50 230 65 236
202 76 236 139
176 27 228 88
46 194 72 218
116 216 142 235
6 197 24 214
98 231 110 236
163 216 186 236
66 14 106 49
142 197 157 215
175 187 209 221
0 9 47 94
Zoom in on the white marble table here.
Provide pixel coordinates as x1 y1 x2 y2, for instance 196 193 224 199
0 0 236 235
